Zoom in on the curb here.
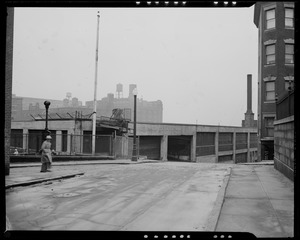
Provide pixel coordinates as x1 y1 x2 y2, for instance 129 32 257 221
5 172 85 189
237 161 274 165
10 160 160 168
204 166 232 231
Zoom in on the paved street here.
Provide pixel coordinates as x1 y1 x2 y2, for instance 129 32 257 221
5 161 294 237
6 162 231 231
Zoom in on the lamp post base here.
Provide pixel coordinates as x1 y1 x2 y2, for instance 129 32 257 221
131 145 138 161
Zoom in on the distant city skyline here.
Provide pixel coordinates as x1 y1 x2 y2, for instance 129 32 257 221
13 82 161 105
12 82 163 123
12 6 258 126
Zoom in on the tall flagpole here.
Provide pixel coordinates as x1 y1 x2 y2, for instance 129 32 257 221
92 11 100 155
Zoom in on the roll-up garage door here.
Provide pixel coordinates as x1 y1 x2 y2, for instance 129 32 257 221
139 136 161 160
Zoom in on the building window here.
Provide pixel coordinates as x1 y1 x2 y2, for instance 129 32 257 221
266 44 275 65
285 81 294 91
266 8 275 29
285 8 294 28
285 44 294 64
265 81 275 101
264 117 274 137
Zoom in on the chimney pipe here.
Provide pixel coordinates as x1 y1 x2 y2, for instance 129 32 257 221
247 74 253 114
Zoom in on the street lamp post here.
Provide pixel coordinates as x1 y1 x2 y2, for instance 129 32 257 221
131 88 138 161
43 101 51 142
44 101 51 134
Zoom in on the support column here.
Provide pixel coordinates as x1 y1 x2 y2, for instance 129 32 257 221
23 129 28 153
123 135 129 158
160 135 168 161
56 130 62 153
191 133 196 162
247 131 251 162
233 131 236 163
67 130 72 154
215 131 219 163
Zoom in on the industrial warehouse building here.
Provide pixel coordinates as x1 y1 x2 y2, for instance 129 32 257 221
11 116 258 164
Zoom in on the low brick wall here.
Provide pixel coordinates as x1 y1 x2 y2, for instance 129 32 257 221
274 116 294 181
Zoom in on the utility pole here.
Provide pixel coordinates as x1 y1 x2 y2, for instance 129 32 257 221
92 11 100 155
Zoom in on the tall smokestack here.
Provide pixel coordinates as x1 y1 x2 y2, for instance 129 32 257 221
246 74 253 114
242 74 256 128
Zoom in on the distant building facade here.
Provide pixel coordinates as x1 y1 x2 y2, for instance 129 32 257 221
254 2 294 160
12 84 163 124
86 84 163 123
12 94 85 121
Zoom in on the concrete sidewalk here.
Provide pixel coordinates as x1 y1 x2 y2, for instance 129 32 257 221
237 160 274 165
216 164 294 238
6 159 159 189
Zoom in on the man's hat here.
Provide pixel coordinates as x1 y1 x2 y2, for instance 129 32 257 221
46 135 52 140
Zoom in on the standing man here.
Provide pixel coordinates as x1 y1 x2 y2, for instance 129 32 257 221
40 135 55 172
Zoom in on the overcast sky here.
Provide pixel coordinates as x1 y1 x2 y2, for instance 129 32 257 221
12 6 258 126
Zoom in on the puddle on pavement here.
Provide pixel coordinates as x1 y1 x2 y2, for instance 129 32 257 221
83 183 99 188
76 189 94 194
53 192 81 198
37 205 54 210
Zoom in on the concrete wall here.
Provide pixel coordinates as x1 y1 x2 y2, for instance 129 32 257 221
5 7 14 175
130 122 256 136
274 116 294 181
129 122 257 163
11 120 257 163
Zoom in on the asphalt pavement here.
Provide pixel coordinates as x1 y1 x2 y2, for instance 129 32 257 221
6 161 231 232
6 159 159 188
5 160 294 238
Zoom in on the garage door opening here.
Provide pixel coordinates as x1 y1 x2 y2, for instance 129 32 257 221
139 136 161 160
168 136 191 162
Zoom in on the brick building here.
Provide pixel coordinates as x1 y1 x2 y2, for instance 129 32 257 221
253 2 294 161
5 7 14 175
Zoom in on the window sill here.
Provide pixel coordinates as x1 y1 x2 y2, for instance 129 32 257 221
285 63 294 67
260 137 274 142
264 28 276 32
263 101 276 104
264 64 276 67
